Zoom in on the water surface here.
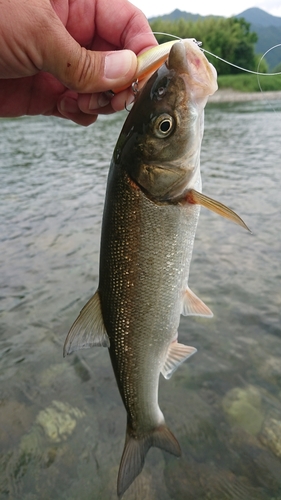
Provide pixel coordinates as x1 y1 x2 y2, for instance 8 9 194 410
1 100 281 499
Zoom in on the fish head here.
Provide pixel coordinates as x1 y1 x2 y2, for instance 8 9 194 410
114 40 217 202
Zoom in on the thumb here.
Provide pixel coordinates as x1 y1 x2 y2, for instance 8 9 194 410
41 20 138 93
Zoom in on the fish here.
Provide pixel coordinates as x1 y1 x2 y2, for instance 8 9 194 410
63 40 249 498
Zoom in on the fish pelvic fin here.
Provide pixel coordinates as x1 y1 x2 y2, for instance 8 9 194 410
63 290 109 357
186 189 251 232
161 341 197 380
182 286 213 317
117 422 181 498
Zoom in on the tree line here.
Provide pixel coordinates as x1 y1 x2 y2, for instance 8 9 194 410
149 17 268 74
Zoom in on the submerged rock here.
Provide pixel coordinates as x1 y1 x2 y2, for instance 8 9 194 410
223 426 281 493
257 354 281 386
222 385 264 435
260 416 281 459
0 399 33 448
39 363 69 387
71 355 91 382
35 400 85 443
164 455 265 500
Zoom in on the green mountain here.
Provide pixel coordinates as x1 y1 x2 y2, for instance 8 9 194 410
149 8 218 22
149 7 281 70
236 7 281 27
237 8 281 69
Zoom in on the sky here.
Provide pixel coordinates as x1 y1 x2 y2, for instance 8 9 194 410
129 0 281 19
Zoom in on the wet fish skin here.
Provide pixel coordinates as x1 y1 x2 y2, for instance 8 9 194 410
100 166 199 498
64 41 248 497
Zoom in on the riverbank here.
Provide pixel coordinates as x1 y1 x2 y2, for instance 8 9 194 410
209 89 281 103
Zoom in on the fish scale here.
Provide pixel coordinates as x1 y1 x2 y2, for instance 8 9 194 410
100 167 201 432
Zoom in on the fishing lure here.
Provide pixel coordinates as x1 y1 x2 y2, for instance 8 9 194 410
111 38 201 94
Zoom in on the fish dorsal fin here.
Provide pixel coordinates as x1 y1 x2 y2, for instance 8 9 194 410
182 286 213 317
161 342 197 380
186 189 251 232
63 291 109 356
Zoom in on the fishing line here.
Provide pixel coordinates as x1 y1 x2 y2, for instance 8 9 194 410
199 44 280 101
256 43 281 92
152 31 182 40
201 48 281 77
152 31 281 77
123 30 280 108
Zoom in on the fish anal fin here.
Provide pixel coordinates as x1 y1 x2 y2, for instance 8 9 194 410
161 341 197 380
117 423 180 498
182 287 213 317
63 291 109 357
186 189 251 232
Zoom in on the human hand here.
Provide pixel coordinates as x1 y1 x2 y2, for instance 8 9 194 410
0 0 156 125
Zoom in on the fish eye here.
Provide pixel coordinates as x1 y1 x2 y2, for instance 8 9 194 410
154 114 174 138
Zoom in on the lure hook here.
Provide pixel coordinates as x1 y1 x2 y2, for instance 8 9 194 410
131 80 139 95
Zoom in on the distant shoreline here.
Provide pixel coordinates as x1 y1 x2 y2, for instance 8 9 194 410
208 89 281 103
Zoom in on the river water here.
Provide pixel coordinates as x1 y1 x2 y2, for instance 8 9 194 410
0 98 281 500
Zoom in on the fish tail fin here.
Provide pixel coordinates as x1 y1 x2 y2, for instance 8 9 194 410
117 422 181 498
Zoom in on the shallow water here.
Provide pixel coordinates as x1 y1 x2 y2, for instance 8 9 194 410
0 99 281 500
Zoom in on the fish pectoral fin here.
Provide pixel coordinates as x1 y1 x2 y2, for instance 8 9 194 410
186 189 251 232
63 291 109 357
182 286 213 317
117 423 180 498
161 342 197 380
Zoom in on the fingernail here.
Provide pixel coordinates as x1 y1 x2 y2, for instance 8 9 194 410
89 93 110 110
104 50 135 80
60 97 79 114
126 93 135 107
98 93 111 107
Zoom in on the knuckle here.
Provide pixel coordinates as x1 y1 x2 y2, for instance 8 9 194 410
67 48 102 93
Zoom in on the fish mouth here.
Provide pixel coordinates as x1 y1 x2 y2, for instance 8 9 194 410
167 40 218 97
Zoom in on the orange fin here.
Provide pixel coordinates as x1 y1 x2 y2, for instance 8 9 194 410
117 423 181 498
182 287 213 317
63 291 109 356
161 341 197 380
186 189 251 232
